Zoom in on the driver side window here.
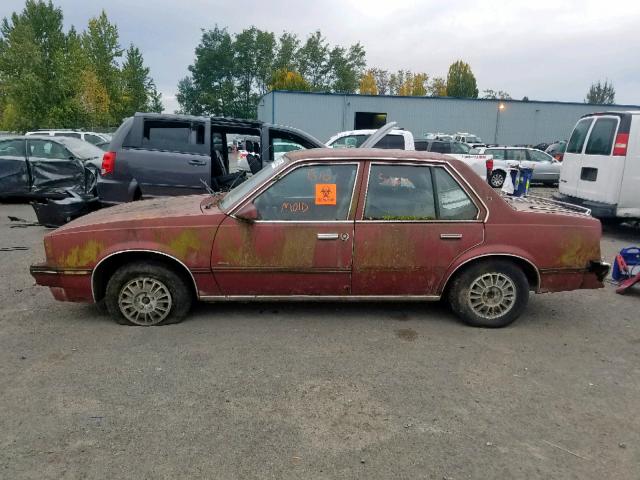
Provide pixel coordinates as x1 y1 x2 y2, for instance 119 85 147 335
253 164 358 221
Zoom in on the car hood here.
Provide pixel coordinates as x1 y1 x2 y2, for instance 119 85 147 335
54 195 220 233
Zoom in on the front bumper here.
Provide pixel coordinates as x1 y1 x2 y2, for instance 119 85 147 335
30 263 94 302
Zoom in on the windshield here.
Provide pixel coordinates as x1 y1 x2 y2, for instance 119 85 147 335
219 157 289 211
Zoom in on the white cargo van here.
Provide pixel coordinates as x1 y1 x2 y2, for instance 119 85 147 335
554 111 640 220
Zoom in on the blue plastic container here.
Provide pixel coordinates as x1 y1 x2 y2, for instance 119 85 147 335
612 247 640 281
514 167 533 196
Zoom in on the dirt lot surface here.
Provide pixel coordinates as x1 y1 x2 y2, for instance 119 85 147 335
1 189 639 479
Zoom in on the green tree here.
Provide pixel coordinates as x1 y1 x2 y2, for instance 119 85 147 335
270 69 310 91
297 30 330 91
234 27 275 118
482 89 511 100
328 43 366 93
428 76 447 96
446 60 478 98
370 68 389 94
585 80 615 104
359 70 377 95
82 10 123 122
186 26 236 116
273 32 299 71
0 0 66 130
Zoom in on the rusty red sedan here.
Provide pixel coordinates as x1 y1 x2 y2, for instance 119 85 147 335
31 149 609 328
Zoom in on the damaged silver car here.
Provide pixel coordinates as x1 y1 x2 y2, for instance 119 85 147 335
0 135 104 226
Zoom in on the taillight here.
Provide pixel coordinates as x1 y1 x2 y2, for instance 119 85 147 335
613 133 629 156
102 151 115 175
485 159 494 171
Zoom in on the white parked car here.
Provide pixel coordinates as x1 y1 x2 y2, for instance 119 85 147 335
327 128 415 150
476 146 561 188
554 111 640 220
25 129 110 146
454 132 486 148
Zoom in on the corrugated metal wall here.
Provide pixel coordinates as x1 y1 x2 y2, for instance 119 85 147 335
258 91 640 145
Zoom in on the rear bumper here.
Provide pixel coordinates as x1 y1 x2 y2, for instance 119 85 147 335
30 263 94 302
553 192 617 218
588 260 611 283
538 261 610 292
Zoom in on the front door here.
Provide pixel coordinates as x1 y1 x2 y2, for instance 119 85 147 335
26 139 86 195
211 162 360 296
352 163 484 296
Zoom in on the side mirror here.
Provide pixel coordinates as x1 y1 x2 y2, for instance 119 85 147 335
235 201 260 222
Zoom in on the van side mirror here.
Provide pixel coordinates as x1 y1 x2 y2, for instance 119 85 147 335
235 201 260 222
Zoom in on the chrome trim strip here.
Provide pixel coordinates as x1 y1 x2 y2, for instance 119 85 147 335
440 233 463 239
91 249 200 302
211 267 349 273
30 267 92 275
199 294 441 302
440 253 542 293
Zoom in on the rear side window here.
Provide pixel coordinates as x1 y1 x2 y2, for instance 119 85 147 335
585 117 618 155
142 120 205 153
414 141 428 151
486 148 505 160
429 142 450 154
0 139 26 156
84 134 104 145
566 118 593 154
54 132 81 139
373 134 405 149
506 149 527 161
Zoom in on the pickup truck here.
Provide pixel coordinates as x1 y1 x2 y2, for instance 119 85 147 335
327 127 493 181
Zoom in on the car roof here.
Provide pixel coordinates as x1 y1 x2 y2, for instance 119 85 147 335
285 147 457 164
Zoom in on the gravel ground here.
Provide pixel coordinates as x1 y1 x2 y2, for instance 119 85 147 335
1 191 639 480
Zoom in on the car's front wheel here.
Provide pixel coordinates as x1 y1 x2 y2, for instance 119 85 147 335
448 260 529 328
489 170 506 188
105 261 193 326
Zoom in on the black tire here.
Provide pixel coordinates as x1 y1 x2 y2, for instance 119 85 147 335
448 260 529 328
104 261 193 326
489 170 506 188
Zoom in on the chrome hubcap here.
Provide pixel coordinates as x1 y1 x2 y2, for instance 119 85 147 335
118 277 172 325
468 273 516 319
490 173 504 187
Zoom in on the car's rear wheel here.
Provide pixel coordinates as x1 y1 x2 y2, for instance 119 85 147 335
105 261 192 326
489 170 506 188
448 260 529 328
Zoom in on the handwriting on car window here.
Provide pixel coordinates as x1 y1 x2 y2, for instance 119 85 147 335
281 201 309 213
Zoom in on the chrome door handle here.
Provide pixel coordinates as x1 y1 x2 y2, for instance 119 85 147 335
188 159 207 166
317 233 340 240
440 233 463 240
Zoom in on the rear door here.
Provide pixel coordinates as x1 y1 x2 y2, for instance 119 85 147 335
130 118 211 197
573 115 625 205
559 117 594 196
352 162 484 296
527 149 559 183
0 139 29 196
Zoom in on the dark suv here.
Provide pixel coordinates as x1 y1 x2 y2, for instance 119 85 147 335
97 113 324 204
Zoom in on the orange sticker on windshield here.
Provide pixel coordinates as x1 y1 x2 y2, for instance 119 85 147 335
315 184 337 205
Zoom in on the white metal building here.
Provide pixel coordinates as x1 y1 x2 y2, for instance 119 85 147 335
258 90 640 145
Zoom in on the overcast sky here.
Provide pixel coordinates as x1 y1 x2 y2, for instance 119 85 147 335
3 0 640 112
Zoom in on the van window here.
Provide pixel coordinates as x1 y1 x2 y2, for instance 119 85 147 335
142 120 205 152
585 117 618 156
566 118 593 154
